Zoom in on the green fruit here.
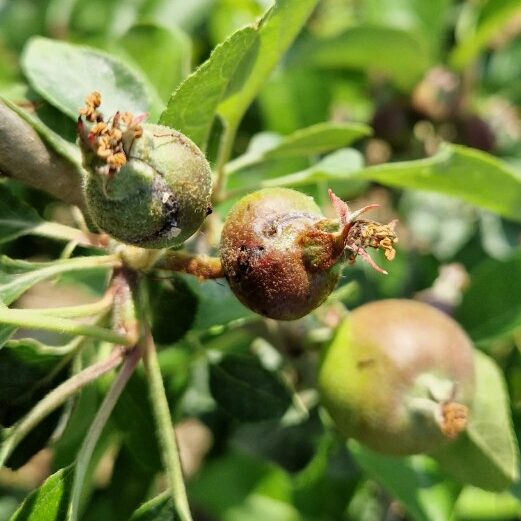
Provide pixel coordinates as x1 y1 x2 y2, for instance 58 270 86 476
78 93 212 249
318 299 475 455
220 188 341 320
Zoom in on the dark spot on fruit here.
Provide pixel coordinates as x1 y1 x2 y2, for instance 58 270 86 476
357 358 376 369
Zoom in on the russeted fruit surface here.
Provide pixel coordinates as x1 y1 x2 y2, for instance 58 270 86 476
78 92 212 248
220 188 341 320
318 299 475 455
220 188 398 321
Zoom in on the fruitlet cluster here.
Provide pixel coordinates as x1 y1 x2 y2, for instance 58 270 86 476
77 92 398 319
77 93 476 457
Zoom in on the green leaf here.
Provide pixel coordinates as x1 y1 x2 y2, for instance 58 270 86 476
159 25 257 149
129 493 174 521
261 148 365 188
432 351 520 492
347 144 521 222
112 371 162 473
52 385 99 470
182 275 254 331
0 339 66 425
209 354 292 422
0 338 69 468
21 36 151 120
455 486 521 520
350 442 461 521
450 0 521 69
0 184 44 245
360 0 452 61
9 466 73 521
104 447 156 520
160 0 318 149
0 255 116 306
218 0 320 128
0 324 15 348
308 26 430 90
258 67 333 135
149 276 197 345
227 122 371 175
456 249 521 342
263 122 371 159
189 451 298 521
118 23 191 102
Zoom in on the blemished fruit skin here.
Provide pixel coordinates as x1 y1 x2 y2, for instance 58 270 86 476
84 124 212 249
220 188 341 321
318 299 475 455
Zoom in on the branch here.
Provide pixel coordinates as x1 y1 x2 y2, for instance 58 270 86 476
157 251 224 279
0 100 87 211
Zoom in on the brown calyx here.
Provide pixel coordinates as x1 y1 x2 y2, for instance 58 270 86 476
299 189 398 274
439 401 469 439
77 91 145 175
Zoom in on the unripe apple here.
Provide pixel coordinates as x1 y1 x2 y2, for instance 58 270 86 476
318 299 475 455
77 92 212 248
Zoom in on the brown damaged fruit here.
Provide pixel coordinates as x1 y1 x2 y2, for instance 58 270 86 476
220 187 398 320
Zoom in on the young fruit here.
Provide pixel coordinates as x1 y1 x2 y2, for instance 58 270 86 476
318 299 475 455
220 187 397 320
77 92 212 248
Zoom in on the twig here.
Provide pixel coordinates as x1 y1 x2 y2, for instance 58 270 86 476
0 307 132 345
157 251 224 279
68 345 141 521
0 100 86 211
143 325 193 521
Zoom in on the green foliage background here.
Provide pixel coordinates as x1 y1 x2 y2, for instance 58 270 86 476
1 0 521 520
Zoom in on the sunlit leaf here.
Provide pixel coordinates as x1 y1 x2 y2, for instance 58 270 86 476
159 26 257 149
347 144 521 222
162 0 319 150
9 466 73 521
455 486 521 519
0 255 115 306
261 148 365 188
189 452 299 521
218 0 320 127
22 37 151 120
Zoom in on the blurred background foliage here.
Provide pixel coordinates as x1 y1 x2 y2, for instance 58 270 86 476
1 0 521 520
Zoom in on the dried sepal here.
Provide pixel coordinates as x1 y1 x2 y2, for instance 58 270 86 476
299 189 398 274
77 92 145 176
439 401 469 438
